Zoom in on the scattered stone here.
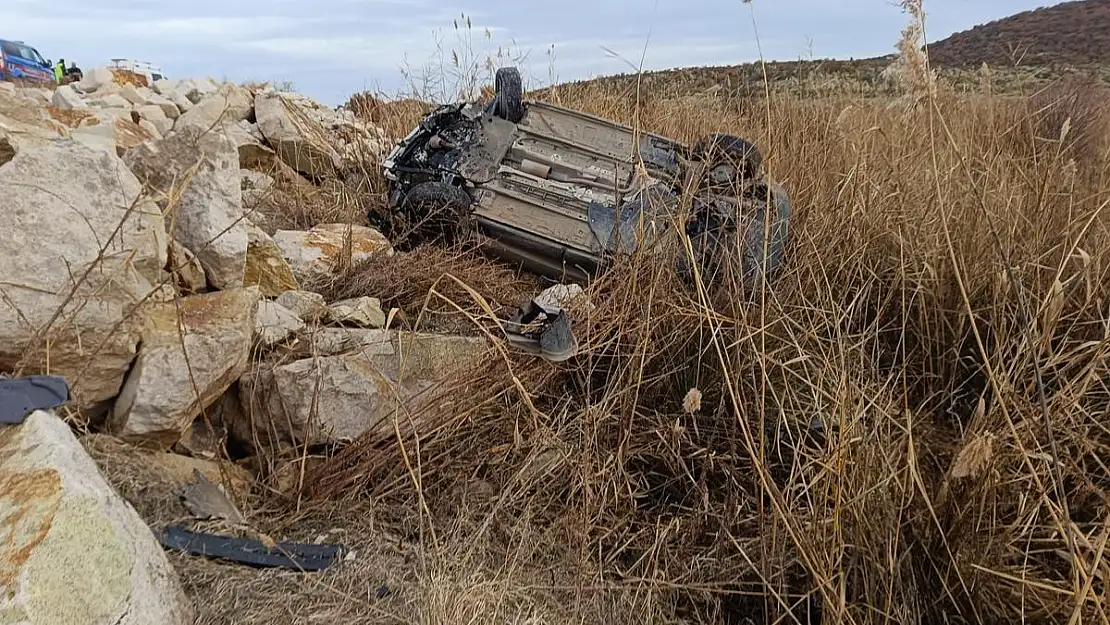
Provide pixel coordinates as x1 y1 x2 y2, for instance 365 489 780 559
119 84 148 105
74 67 115 93
255 300 305 348
136 104 173 136
173 83 253 135
274 290 328 322
112 118 155 155
0 410 195 624
109 287 260 448
287 327 395 358
255 89 386 179
167 239 207 294
69 124 116 154
272 223 393 284
326 296 386 328
0 136 166 409
236 331 488 448
51 84 86 109
123 125 248 290
244 222 298 297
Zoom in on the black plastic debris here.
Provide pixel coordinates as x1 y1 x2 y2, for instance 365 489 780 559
156 525 345 572
503 298 579 363
0 374 70 425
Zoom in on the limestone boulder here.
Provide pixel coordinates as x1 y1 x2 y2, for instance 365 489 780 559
109 287 260 448
274 290 328 322
255 89 387 179
167 239 207 294
287 327 399 358
254 300 305 348
255 90 338 178
236 331 489 448
272 223 392 285
0 410 194 624
69 124 116 155
243 222 298 297
172 83 253 136
123 125 247 289
0 135 166 409
51 85 86 109
74 67 115 93
326 296 386 328
136 105 172 136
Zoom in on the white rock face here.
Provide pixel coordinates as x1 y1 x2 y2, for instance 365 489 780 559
109 288 260 447
254 299 305 348
237 331 489 448
327 297 386 328
172 83 253 135
74 67 115 93
255 90 387 178
274 290 328 322
0 410 195 624
123 125 247 290
51 85 86 109
0 135 166 409
272 223 393 285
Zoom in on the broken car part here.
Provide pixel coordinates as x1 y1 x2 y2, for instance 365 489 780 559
379 66 791 291
0 374 70 425
156 525 345 571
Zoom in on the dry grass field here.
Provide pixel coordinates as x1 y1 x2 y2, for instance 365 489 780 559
82 4 1110 624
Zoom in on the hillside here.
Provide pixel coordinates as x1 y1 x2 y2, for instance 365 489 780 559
535 0 1109 99
928 0 1110 68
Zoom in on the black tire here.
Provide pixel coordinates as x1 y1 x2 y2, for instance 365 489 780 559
691 133 763 185
401 181 473 243
493 67 525 123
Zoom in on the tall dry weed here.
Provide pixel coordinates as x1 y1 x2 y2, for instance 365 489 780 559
300 81 1110 623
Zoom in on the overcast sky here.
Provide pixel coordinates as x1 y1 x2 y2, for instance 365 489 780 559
7 0 1055 106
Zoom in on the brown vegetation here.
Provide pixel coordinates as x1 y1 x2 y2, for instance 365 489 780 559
193 67 1110 623
929 0 1110 69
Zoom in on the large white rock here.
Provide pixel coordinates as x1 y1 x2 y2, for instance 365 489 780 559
123 125 247 289
109 287 260 447
69 124 115 155
118 84 148 106
326 296 386 327
255 90 338 178
51 85 86 110
135 104 172 136
254 299 305 348
172 84 253 136
0 135 166 409
243 222 298 297
274 290 328 322
237 331 489 449
144 92 181 119
74 67 115 93
0 410 194 624
272 223 393 284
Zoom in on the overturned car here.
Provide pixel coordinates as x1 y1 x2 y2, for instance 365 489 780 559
378 66 791 292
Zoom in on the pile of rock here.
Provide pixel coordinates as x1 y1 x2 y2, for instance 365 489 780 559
0 69 491 623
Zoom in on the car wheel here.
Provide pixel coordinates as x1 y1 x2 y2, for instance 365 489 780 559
493 67 525 124
401 181 473 243
691 133 763 187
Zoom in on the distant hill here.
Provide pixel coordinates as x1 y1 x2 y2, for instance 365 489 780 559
927 0 1110 68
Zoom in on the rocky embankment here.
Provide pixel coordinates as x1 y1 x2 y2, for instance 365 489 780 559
0 68 491 623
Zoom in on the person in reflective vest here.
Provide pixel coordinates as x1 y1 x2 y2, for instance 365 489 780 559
53 58 64 83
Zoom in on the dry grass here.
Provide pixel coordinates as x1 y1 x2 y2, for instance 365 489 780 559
274 72 1110 623
19 15 1110 624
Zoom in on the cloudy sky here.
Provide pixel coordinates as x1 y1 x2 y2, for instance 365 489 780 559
8 0 1055 106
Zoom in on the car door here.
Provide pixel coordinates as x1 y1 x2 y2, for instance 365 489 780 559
1 42 50 81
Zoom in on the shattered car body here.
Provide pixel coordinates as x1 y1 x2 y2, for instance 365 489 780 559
379 67 792 290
